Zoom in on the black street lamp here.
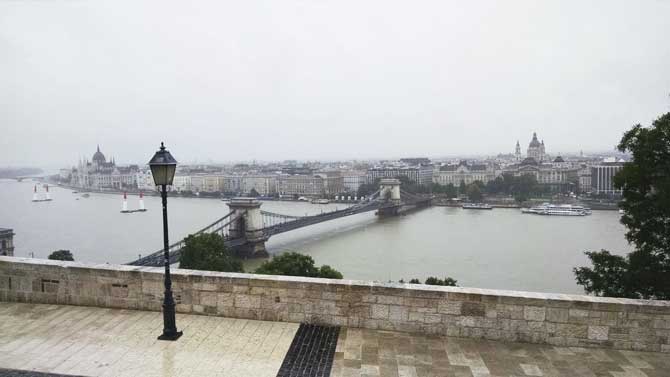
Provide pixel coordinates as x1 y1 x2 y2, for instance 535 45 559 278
149 142 182 341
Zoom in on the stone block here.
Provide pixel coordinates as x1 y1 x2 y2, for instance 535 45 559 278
424 314 442 324
569 308 589 318
199 291 217 307
462 302 486 317
588 325 609 341
408 312 425 322
234 294 260 309
546 308 569 323
371 304 389 319
524 306 546 322
377 295 404 305
388 305 408 322
438 301 462 315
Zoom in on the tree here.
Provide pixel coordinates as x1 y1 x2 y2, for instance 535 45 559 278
466 184 483 202
255 252 343 279
179 233 243 272
408 278 421 284
424 277 458 286
249 188 260 197
574 112 670 299
48 250 74 261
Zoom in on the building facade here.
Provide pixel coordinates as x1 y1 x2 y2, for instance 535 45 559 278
0 228 14 257
434 161 497 187
277 173 344 198
70 146 139 190
590 162 624 196
367 165 433 186
503 157 579 192
241 175 277 196
342 172 367 193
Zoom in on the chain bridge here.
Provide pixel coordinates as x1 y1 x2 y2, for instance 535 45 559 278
128 179 431 266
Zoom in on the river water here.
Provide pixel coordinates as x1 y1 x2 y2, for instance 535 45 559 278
0 179 631 294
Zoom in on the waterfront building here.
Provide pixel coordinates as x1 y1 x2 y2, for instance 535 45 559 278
578 165 592 194
277 173 343 198
241 175 277 196
171 175 192 192
70 146 139 190
0 228 14 256
342 171 367 193
367 165 433 186
590 162 625 196
434 161 497 187
503 157 579 192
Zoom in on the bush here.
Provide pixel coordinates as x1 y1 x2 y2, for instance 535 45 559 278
424 276 458 286
402 277 458 286
179 233 243 272
48 250 74 261
255 252 343 279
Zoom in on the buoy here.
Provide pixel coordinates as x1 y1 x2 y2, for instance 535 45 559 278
138 192 146 212
121 192 129 213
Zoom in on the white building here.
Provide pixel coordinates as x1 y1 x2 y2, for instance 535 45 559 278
434 161 497 187
241 175 277 196
342 172 367 193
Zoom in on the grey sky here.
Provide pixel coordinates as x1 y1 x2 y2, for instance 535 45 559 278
1 1 669 167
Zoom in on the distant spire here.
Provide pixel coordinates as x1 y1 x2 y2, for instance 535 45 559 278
97 145 100 152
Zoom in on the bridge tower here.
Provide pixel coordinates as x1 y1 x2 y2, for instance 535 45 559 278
379 178 401 204
227 198 269 258
378 178 402 217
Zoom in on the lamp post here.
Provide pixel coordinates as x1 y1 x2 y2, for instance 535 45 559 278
149 142 182 341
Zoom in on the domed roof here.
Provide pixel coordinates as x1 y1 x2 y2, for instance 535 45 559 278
92 145 106 163
520 157 539 166
553 156 565 163
528 132 541 148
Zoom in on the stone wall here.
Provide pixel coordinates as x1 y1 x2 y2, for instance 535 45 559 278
1 257 669 353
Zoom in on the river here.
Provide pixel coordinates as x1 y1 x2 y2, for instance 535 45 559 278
0 179 631 295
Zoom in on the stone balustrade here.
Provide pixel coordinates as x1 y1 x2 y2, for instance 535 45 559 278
1 257 669 353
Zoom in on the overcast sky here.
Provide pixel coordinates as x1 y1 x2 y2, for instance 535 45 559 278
1 1 669 167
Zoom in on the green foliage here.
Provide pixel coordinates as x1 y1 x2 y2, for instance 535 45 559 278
402 277 458 286
424 277 458 286
574 112 670 299
255 252 343 279
179 233 243 273
485 173 540 200
48 249 74 261
466 184 483 202
249 188 260 197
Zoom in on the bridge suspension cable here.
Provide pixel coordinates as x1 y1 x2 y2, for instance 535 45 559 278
128 210 246 266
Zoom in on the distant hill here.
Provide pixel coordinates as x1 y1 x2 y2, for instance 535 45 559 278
0 167 44 178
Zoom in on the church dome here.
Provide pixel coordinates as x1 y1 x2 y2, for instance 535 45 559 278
92 145 106 163
528 132 541 148
553 156 565 163
520 157 539 166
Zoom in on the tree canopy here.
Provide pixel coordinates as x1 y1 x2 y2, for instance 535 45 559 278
48 250 74 261
179 233 243 273
255 252 343 279
574 112 670 299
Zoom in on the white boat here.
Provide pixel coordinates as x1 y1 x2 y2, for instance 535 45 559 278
311 198 330 204
462 203 493 210
521 203 590 216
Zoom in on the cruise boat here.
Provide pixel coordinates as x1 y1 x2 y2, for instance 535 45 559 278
311 198 330 204
521 203 591 216
462 203 493 210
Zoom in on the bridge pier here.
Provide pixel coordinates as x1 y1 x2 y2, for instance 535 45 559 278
227 198 269 258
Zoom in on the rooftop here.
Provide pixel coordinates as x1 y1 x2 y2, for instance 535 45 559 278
1 302 669 377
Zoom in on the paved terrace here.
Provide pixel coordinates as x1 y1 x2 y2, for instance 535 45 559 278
1 303 669 377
